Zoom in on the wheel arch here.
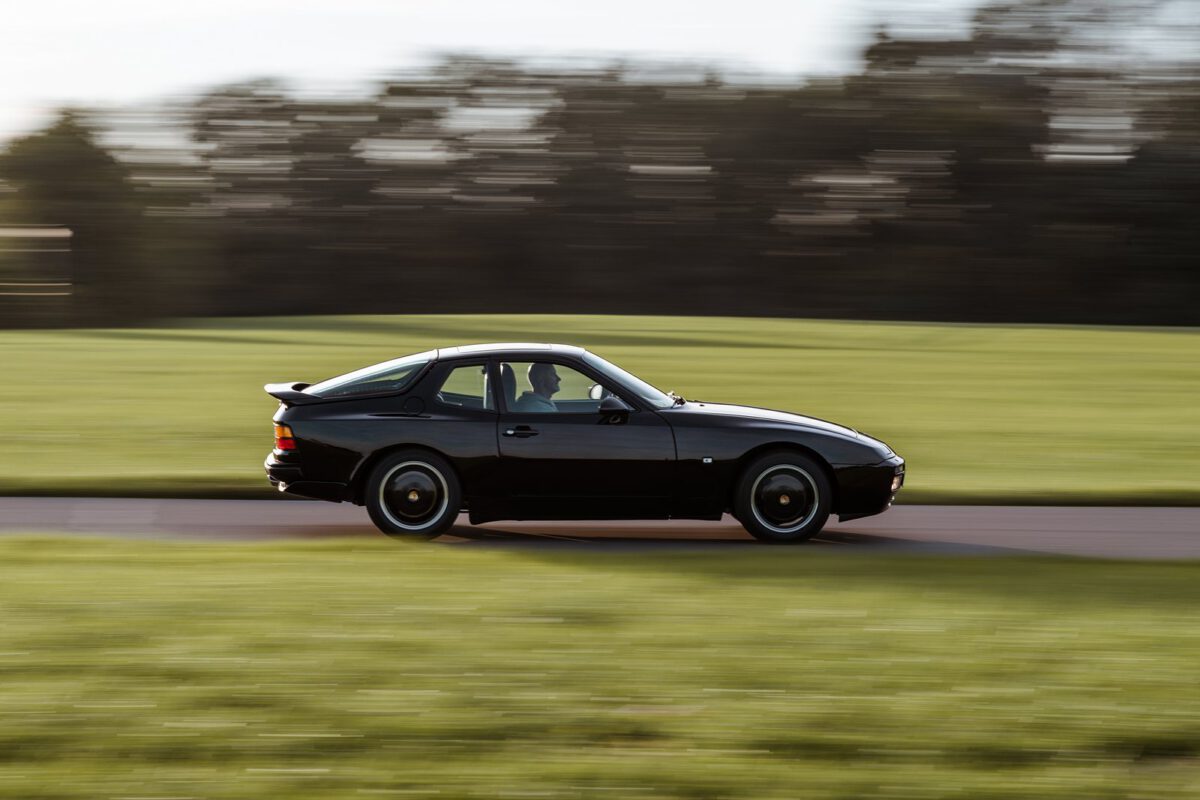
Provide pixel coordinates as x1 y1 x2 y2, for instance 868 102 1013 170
350 444 459 506
728 443 839 514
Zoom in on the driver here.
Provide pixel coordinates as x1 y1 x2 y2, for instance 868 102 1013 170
512 362 561 412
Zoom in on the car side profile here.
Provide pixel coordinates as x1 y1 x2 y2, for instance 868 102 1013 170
264 344 904 543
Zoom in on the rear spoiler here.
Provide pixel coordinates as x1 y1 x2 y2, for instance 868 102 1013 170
264 382 325 407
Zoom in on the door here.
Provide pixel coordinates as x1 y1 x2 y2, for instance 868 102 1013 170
495 358 676 519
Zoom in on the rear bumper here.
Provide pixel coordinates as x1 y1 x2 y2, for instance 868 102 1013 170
835 455 905 522
264 453 350 503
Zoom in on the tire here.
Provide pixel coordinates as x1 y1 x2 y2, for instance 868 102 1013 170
365 450 462 539
733 451 832 544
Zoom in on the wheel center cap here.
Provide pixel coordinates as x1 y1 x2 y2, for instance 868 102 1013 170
407 490 421 502
779 494 791 506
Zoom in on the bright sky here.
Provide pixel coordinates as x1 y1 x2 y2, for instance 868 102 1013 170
1 0 984 143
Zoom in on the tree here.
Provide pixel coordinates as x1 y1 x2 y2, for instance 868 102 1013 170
0 111 148 325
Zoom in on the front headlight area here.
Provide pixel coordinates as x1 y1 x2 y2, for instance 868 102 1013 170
857 432 894 459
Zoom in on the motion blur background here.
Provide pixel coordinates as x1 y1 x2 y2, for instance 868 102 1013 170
2 0 1198 327
4 6 1200 798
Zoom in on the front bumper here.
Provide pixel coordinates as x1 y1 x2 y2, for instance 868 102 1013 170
836 454 905 522
264 453 350 503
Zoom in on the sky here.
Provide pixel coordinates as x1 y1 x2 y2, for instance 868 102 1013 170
1 0 985 143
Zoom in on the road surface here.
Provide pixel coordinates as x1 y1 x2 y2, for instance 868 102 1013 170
1 498 1197 558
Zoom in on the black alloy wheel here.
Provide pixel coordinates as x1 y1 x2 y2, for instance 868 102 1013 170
365 450 462 539
734 451 831 543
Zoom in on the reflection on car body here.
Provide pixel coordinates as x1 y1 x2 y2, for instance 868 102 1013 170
264 343 904 543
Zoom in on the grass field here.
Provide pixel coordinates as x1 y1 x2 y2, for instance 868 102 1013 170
1 537 1199 799
2 314 1198 502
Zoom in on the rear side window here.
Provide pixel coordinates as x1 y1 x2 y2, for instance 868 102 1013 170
435 364 494 411
305 351 433 398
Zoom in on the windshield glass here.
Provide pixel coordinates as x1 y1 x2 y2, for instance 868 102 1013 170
582 352 673 409
305 350 434 398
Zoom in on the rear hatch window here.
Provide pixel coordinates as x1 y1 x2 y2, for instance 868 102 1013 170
304 351 433 398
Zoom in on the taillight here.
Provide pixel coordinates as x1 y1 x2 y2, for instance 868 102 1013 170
274 423 296 452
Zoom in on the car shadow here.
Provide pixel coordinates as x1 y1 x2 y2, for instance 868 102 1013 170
438 521 1033 556
441 525 759 549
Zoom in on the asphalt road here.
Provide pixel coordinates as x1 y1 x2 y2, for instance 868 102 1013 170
1 497 1198 558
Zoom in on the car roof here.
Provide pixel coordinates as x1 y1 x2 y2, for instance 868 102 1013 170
435 343 587 360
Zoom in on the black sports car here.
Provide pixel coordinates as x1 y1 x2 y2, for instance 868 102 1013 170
264 344 904 543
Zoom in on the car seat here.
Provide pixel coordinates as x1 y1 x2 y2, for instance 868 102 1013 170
500 363 517 408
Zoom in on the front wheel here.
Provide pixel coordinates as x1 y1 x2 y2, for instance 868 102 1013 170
365 450 462 539
734 452 831 544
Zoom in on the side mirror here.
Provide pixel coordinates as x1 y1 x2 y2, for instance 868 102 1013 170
588 383 604 401
599 395 633 414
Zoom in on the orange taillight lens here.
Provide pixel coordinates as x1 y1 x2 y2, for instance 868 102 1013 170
274 423 296 451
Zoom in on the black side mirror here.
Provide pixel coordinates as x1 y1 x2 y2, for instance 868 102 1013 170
599 395 634 414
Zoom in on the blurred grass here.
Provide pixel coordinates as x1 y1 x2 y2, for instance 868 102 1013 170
1 537 1200 798
1 314 1198 503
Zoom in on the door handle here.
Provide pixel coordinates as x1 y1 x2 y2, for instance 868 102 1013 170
503 425 539 438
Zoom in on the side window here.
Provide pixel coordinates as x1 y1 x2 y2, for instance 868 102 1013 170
502 361 613 414
435 364 493 411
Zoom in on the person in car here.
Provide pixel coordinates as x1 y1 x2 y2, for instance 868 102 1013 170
513 363 561 412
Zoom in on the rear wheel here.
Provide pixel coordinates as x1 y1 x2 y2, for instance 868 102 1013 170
365 450 461 539
734 451 831 544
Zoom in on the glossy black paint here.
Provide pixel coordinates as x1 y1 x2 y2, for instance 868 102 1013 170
264 344 904 524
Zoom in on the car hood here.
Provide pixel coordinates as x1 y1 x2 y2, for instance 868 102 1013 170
675 401 861 439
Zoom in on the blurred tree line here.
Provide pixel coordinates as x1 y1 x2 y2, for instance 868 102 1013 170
1 0 1197 327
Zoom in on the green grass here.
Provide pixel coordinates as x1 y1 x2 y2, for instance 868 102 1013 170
2 314 1198 502
1 537 1199 798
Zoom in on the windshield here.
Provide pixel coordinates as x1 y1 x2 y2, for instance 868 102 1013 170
304 350 434 398
582 352 674 409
